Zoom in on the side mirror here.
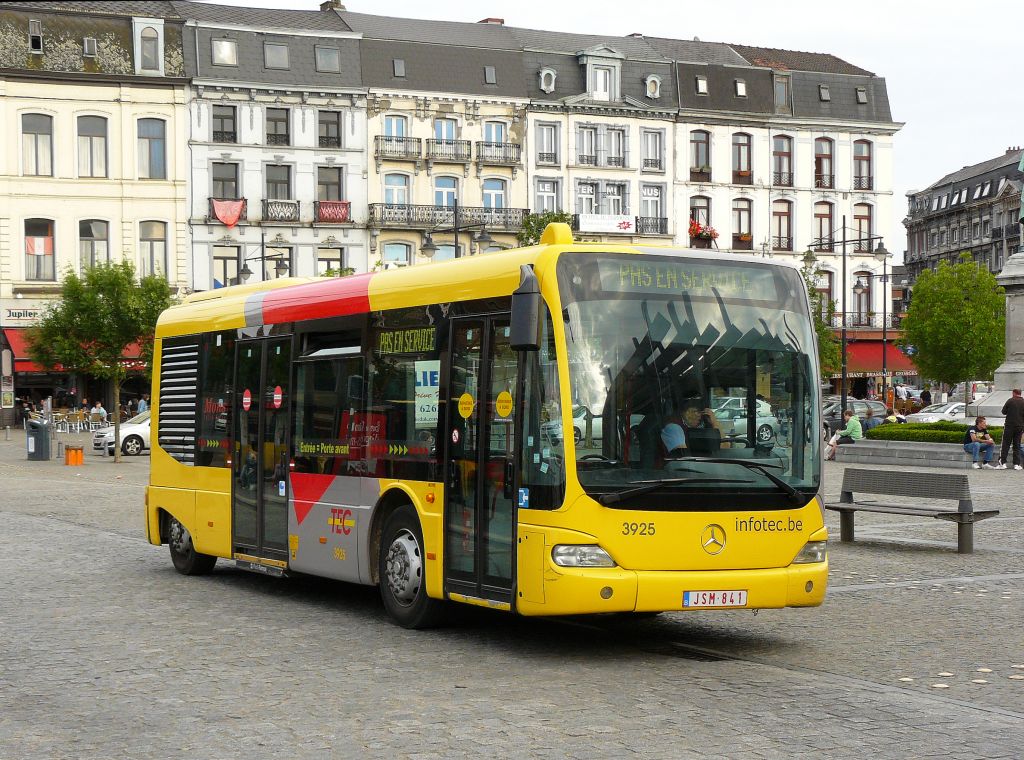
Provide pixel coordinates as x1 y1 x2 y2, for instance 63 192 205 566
510 264 541 351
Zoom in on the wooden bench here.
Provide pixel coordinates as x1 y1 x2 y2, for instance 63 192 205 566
824 468 999 554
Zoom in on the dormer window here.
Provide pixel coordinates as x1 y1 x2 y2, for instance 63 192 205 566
578 45 623 102
735 79 747 97
644 74 661 99
539 67 557 93
83 37 97 57
818 84 831 101
484 65 497 85
593 66 613 101
393 58 406 77
856 86 868 104
264 42 290 70
695 75 708 95
132 18 164 75
29 20 42 53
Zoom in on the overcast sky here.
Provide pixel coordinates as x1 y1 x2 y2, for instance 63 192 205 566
205 0 1024 261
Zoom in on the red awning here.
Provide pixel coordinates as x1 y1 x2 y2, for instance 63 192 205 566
3 328 144 374
844 341 918 377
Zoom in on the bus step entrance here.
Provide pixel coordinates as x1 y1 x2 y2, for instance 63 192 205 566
233 553 287 578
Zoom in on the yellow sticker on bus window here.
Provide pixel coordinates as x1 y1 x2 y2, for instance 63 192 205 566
495 390 513 418
458 393 475 419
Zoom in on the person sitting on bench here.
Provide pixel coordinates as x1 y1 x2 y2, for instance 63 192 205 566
826 409 861 460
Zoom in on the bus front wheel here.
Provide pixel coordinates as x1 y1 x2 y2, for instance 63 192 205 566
379 505 444 629
167 515 217 576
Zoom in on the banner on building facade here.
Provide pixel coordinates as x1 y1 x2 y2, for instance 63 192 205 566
577 214 635 234
211 199 245 228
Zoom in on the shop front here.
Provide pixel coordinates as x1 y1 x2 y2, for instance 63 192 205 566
826 340 919 402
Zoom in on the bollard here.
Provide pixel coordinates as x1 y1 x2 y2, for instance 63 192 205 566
4 425 9 441
57 440 65 458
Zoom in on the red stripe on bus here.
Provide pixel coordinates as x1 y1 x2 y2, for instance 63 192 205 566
260 273 373 324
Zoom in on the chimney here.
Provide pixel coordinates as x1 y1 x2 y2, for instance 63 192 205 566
477 17 504 24
320 0 344 10
627 32 644 38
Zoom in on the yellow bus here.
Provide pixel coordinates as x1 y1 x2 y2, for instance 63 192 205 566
147 223 827 627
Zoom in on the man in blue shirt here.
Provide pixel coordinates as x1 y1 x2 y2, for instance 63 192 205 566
963 416 996 469
137 393 149 413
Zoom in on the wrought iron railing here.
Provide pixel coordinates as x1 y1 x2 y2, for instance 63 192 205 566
1006 223 1021 238
368 204 528 231
537 152 557 164
772 235 793 251
853 175 873 190
773 171 793 186
476 141 522 164
207 197 247 223
577 154 597 165
315 200 351 223
606 155 625 167
374 135 422 160
426 139 471 162
830 312 903 329
262 199 300 222
993 227 1004 240
814 173 834 189
212 130 236 143
319 135 341 148
636 217 669 235
266 133 289 146
812 237 834 252
732 235 754 251
643 158 664 170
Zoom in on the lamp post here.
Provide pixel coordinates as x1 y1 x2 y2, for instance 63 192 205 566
420 197 493 260
851 241 892 405
238 229 290 283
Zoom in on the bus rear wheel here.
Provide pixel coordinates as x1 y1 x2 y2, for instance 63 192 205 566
167 515 217 576
379 505 444 629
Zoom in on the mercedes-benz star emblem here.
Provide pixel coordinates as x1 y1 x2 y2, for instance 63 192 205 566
701 524 726 555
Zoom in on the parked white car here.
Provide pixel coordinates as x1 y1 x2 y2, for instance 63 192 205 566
905 402 966 423
93 410 151 455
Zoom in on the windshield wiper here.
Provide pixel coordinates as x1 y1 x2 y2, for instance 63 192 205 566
598 477 736 505
671 457 804 505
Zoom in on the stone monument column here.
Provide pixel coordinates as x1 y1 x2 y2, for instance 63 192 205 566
976 251 1024 419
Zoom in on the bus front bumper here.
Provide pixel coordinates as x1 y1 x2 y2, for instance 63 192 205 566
517 560 828 616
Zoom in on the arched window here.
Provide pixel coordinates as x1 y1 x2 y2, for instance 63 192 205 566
140 220 167 277
814 201 834 251
854 203 873 251
79 220 109 271
854 140 873 189
853 270 872 325
140 26 160 71
732 133 751 183
772 135 792 186
814 137 834 188
24 218 55 281
434 176 457 207
78 116 107 177
644 74 661 99
538 67 557 93
384 174 409 205
772 200 793 251
690 130 710 176
689 196 710 226
732 198 752 248
22 114 53 176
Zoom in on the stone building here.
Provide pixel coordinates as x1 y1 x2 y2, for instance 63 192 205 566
903 147 1023 282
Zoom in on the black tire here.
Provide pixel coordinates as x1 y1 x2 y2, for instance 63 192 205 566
122 435 144 456
168 515 217 575
573 427 582 445
378 504 445 629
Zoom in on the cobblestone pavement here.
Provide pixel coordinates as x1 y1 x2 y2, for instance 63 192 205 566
0 428 1022 758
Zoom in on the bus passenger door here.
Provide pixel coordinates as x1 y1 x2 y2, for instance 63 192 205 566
445 316 517 608
232 337 291 565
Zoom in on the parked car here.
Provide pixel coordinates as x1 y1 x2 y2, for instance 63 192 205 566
92 410 151 455
822 399 888 437
713 405 781 446
541 406 602 445
906 402 967 424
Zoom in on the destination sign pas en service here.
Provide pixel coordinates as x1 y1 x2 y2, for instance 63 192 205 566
597 260 778 301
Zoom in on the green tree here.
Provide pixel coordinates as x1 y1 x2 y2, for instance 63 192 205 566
27 262 174 462
801 262 841 378
900 256 1004 403
516 210 574 246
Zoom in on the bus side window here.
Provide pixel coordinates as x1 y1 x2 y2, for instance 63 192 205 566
519 311 564 509
293 356 364 476
197 330 235 467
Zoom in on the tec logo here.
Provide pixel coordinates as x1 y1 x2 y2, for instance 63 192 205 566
329 508 355 536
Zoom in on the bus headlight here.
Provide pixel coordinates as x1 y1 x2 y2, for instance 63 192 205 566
792 541 827 564
552 544 616 568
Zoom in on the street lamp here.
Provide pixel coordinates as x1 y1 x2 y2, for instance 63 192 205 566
238 229 290 283
419 197 493 259
873 242 892 405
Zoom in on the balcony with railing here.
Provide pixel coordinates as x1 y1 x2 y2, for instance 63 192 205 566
374 135 422 161
773 171 793 187
207 197 247 224
262 199 300 223
368 203 528 231
732 234 753 251
690 168 711 182
772 235 793 252
830 312 903 329
319 134 341 148
1006 223 1021 238
314 200 351 224
476 141 522 165
853 175 874 190
267 133 289 146
577 153 597 166
814 173 835 189
812 237 834 252
643 157 664 171
606 155 625 167
993 226 1004 240
212 130 236 143
732 170 753 185
426 138 471 163
636 217 669 235
537 151 558 164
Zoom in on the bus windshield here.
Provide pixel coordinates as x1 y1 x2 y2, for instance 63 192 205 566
557 252 820 509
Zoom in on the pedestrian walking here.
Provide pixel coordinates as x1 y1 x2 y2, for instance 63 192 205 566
137 393 149 414
998 389 1024 469
963 416 997 469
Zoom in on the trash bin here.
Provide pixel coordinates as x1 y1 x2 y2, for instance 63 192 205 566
26 418 51 461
